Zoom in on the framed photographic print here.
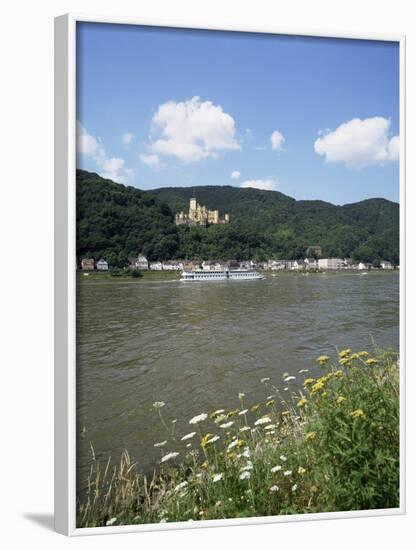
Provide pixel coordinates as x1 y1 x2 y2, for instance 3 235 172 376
54 14 405 536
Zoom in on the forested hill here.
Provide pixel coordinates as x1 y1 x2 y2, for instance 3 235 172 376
76 169 399 265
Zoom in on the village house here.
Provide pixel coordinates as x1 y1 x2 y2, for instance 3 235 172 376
293 259 306 270
135 255 149 270
81 258 95 271
358 262 372 270
149 261 163 271
162 261 183 271
183 260 197 271
96 258 108 271
304 258 318 269
380 260 394 270
318 258 343 270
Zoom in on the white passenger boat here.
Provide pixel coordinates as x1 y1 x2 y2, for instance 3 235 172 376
180 269 264 281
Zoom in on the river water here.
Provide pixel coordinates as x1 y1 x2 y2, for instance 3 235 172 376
76 272 399 491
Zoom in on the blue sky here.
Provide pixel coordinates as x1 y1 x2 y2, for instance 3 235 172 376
76 22 400 204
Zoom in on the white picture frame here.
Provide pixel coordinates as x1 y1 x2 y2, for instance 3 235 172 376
54 13 406 536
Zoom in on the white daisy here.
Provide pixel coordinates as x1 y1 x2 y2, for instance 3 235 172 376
254 416 272 426
219 421 234 429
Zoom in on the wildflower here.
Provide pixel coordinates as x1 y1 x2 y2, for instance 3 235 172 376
339 349 351 358
292 484 298 492
316 355 330 364
365 358 378 366
189 413 208 425
251 404 260 412
242 448 251 458
297 398 308 408
227 439 240 451
350 353 360 360
283 470 292 476
206 435 220 445
106 517 117 526
271 465 282 473
357 351 369 357
153 440 167 448
266 399 275 407
186 443 191 448
280 455 287 462
238 392 246 400
283 387 289 391
264 423 277 430
240 461 253 472
240 426 251 432
298 466 306 475
152 401 165 409
350 409 365 418
284 375 296 382
254 416 272 426
260 377 270 383
200 433 214 447
299 369 309 374
210 409 225 418
339 358 351 366
336 396 346 404
239 470 251 480
174 481 188 492
201 460 209 469
214 414 228 424
238 409 248 415
311 380 325 395
219 421 234 429
304 378 315 386
212 473 223 482
171 419 177 424
270 485 279 492
161 451 179 463
305 431 316 441
215 501 222 507
281 411 290 417
227 408 240 417
181 432 196 441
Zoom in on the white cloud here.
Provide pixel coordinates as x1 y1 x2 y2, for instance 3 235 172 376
150 96 240 163
122 132 135 146
240 179 278 191
231 170 241 179
77 121 131 183
314 116 400 169
140 153 160 167
270 130 285 151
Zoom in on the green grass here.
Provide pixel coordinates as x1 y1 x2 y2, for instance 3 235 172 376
77 348 400 527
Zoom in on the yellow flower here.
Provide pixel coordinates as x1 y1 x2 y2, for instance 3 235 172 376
251 404 260 412
357 351 369 357
266 399 275 407
305 431 316 440
201 460 209 469
227 408 240 417
365 358 378 366
336 396 346 404
298 466 306 475
339 349 351 358
316 355 330 364
297 398 308 408
350 353 360 360
281 411 290 417
350 409 365 418
304 378 315 386
333 370 344 378
339 358 351 366
311 381 325 395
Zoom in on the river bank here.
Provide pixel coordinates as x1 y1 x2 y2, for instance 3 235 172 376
77 348 400 528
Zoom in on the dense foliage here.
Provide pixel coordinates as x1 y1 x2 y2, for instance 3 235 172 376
77 349 399 526
77 170 399 265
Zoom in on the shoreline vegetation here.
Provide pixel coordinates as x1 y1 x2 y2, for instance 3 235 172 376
77 348 400 528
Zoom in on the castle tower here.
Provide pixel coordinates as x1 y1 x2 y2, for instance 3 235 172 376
189 197 197 221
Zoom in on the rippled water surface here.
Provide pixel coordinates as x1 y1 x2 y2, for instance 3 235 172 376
76 272 399 490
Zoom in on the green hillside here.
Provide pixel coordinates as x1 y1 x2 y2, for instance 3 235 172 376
76 169 399 265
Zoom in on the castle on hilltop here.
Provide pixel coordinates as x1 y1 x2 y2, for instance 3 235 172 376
175 197 230 226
